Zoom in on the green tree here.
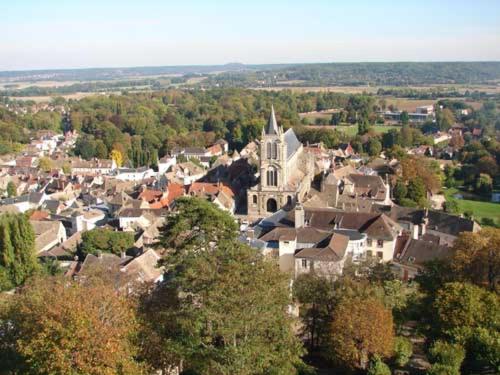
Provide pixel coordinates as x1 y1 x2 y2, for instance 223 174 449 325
393 336 413 367
78 228 134 257
366 138 382 157
6 181 16 197
392 180 407 202
367 355 391 375
38 157 53 172
428 341 465 375
400 111 409 125
475 173 492 196
141 197 304 374
406 177 426 205
0 213 38 290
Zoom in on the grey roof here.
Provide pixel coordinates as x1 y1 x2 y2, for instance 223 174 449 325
284 128 301 160
265 105 279 135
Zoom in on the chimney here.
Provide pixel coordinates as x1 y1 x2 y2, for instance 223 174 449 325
295 203 305 228
246 228 255 240
120 251 126 260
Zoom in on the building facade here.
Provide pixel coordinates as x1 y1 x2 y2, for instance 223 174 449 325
247 106 313 217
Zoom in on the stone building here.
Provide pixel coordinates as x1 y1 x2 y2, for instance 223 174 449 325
247 106 314 217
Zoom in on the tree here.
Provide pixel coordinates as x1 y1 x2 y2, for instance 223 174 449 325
400 111 409 125
406 177 426 205
433 282 499 352
450 228 500 292
142 197 304 374
367 355 391 375
428 341 465 375
0 213 38 290
357 118 370 135
327 296 394 370
110 148 124 168
38 157 52 172
293 273 338 351
78 228 134 257
436 108 455 131
0 276 144 374
366 138 382 157
6 181 16 197
392 180 407 202
393 336 413 367
475 173 492 196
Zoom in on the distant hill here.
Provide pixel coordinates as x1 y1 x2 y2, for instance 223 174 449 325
1 61 500 89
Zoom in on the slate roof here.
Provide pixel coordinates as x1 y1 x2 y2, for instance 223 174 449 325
398 238 453 268
295 233 349 262
265 105 279 135
284 128 301 160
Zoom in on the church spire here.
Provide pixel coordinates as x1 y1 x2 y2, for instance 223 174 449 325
265 105 279 135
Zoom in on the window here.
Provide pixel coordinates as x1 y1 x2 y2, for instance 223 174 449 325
266 142 272 159
377 251 383 259
377 239 384 248
366 250 373 257
367 239 373 247
252 195 257 204
266 168 277 186
301 259 308 268
272 142 278 159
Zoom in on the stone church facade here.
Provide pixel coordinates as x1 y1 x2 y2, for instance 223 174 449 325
247 106 314 217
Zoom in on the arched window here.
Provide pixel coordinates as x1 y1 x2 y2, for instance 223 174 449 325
272 142 278 159
266 142 272 159
252 195 257 204
266 168 278 186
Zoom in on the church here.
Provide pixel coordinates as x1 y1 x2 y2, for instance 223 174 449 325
247 106 314 217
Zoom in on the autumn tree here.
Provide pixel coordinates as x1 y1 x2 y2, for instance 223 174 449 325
327 296 394 370
142 197 304 374
110 148 124 168
0 276 144 374
451 228 500 292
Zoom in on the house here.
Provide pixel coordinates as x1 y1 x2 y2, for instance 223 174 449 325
167 162 205 185
188 182 236 213
158 155 177 174
121 249 164 283
115 167 156 182
30 219 67 254
432 131 451 145
0 192 46 213
393 236 453 280
70 158 116 175
294 232 350 279
118 208 162 230
258 205 402 265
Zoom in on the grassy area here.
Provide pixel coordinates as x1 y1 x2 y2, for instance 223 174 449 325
444 187 500 225
334 124 400 137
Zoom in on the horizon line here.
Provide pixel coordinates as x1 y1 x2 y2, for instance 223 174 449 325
2 60 500 74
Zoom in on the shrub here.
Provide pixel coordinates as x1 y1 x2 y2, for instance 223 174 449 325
428 341 464 375
393 336 413 367
367 355 391 375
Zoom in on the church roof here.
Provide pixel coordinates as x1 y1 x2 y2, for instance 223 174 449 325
284 128 301 160
265 105 279 135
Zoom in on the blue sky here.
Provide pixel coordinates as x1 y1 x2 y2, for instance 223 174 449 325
2 0 500 70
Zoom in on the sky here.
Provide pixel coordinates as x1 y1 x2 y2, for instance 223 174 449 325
2 0 500 71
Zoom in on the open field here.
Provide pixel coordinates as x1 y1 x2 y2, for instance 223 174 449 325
444 187 500 225
306 124 400 136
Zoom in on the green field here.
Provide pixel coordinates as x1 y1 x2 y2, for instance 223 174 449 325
444 187 500 225
334 124 400 137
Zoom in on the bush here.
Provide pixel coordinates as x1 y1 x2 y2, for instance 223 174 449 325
393 336 413 367
427 363 460 375
428 341 464 375
399 198 418 208
367 356 391 375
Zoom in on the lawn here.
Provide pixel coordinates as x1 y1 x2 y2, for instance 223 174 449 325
443 187 500 225
333 124 400 137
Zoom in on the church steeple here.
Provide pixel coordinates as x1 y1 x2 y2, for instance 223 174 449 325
265 105 279 135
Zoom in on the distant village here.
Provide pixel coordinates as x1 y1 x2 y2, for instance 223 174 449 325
0 104 482 286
